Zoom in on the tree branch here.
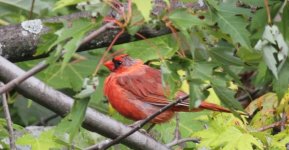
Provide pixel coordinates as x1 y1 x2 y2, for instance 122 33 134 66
166 138 200 148
0 11 170 62
256 121 284 132
0 82 16 150
0 56 169 150
0 1 207 62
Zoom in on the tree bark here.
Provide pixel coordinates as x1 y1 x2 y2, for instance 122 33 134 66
0 11 170 62
0 1 206 62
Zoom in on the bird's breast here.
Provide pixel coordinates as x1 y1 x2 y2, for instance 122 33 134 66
104 75 148 121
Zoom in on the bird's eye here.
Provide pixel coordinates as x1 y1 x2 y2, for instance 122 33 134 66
112 59 122 69
116 61 122 65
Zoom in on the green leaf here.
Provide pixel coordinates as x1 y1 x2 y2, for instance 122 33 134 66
36 33 58 56
42 19 97 69
188 78 208 108
61 34 85 70
55 97 90 142
17 129 64 150
217 12 251 49
57 19 96 44
191 62 216 80
54 0 85 10
58 127 106 149
181 30 209 60
241 0 279 7
76 0 110 17
127 3 144 35
273 60 289 100
239 0 264 7
132 0 152 22
19 52 101 91
237 47 262 64
169 9 204 30
193 114 263 150
254 61 271 86
211 76 243 111
160 61 182 99
209 46 244 66
74 77 99 99
271 129 289 149
0 0 54 15
219 2 253 17
222 66 243 85
114 34 178 62
278 4 289 41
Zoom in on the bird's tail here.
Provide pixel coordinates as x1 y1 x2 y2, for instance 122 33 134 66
199 101 230 112
172 101 230 113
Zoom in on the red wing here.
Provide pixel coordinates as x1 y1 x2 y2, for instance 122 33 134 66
116 65 230 113
117 65 171 106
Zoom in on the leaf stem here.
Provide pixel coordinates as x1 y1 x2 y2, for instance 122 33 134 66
92 28 125 77
264 0 272 25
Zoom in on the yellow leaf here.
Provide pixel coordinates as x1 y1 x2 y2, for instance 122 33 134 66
132 0 152 22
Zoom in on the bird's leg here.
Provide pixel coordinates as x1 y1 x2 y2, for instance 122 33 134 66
128 120 149 135
171 113 185 148
128 120 156 138
146 123 156 133
174 113 181 140
128 120 143 128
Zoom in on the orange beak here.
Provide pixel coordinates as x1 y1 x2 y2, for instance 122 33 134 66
104 60 114 72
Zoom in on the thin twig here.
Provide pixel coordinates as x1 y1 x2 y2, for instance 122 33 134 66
80 22 115 45
281 111 287 131
256 121 283 132
264 0 272 25
29 0 36 19
92 28 125 77
166 138 200 148
85 139 112 150
0 61 48 94
0 22 115 95
0 82 16 150
174 114 181 141
86 95 189 150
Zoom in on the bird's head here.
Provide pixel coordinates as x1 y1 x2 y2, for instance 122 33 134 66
104 54 138 72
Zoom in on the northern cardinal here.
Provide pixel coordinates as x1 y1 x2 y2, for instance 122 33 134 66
104 54 230 123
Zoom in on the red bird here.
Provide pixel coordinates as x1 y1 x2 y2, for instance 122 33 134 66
104 54 230 123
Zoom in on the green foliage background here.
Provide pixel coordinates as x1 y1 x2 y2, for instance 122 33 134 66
0 0 289 149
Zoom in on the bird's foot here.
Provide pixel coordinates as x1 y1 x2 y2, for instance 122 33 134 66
128 121 156 139
171 114 185 148
128 120 143 128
